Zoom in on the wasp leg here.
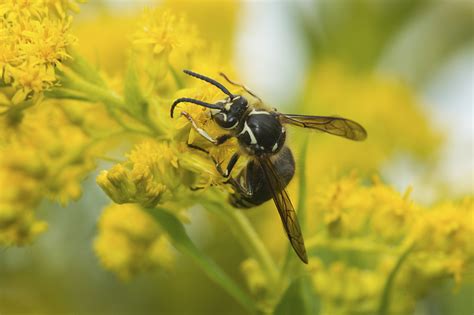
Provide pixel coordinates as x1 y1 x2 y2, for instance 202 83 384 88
216 153 240 178
187 143 210 154
187 143 240 179
226 178 254 198
181 111 232 145
219 72 263 104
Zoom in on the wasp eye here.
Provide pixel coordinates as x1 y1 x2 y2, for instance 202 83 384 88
214 112 238 129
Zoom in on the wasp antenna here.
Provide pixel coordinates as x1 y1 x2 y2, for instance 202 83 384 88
183 70 234 98
219 72 262 103
170 97 223 118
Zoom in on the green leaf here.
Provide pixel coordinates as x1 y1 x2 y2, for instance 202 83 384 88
124 61 148 117
147 208 257 315
45 88 92 102
275 277 320 315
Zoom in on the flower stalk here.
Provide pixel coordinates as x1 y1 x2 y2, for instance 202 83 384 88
204 199 280 287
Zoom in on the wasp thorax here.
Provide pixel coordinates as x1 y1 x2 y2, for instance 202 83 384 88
213 95 248 130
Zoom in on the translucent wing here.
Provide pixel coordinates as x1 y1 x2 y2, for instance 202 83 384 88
278 113 367 141
256 156 308 264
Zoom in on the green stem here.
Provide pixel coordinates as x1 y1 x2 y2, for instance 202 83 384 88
295 136 314 315
149 208 257 314
1 97 37 117
169 64 184 89
62 67 124 108
377 243 415 315
297 135 309 232
205 200 279 286
60 67 162 135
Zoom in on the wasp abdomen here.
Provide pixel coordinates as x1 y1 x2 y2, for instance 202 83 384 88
229 146 295 208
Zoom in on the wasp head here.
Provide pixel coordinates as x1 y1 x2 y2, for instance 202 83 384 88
213 95 248 129
170 70 248 128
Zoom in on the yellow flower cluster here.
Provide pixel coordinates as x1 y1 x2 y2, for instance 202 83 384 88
310 259 381 315
97 140 193 209
302 175 474 314
97 134 236 212
132 9 203 88
0 139 48 244
94 203 175 280
131 8 231 97
241 258 268 297
310 175 418 241
0 101 108 245
0 0 77 105
133 9 203 59
412 197 474 285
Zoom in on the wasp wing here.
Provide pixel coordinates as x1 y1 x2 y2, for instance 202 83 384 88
256 156 308 264
277 113 367 141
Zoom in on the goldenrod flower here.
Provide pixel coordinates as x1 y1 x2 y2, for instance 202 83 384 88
0 0 76 105
0 100 110 245
133 9 203 59
241 258 268 296
97 136 234 210
132 9 204 84
411 197 474 285
304 175 473 314
94 203 175 280
311 258 382 315
0 139 46 245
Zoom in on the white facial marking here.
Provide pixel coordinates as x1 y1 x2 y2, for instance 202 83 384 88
224 103 232 111
238 122 257 144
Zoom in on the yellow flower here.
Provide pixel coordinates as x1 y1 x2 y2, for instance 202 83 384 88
241 258 268 296
0 99 113 245
44 0 84 17
97 136 233 210
304 174 473 314
0 140 46 245
310 258 382 315
0 0 77 105
132 9 204 85
133 9 203 58
410 197 474 285
94 203 175 280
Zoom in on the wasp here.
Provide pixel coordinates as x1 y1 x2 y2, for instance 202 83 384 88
171 70 367 263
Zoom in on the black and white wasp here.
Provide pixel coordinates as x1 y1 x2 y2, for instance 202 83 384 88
171 70 367 263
